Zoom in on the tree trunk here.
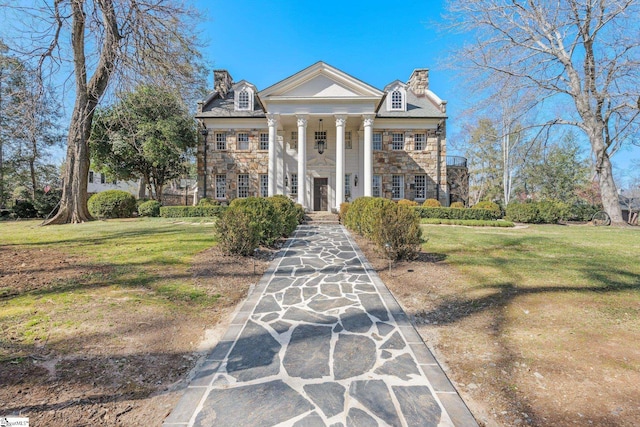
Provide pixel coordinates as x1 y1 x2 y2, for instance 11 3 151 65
596 149 623 224
29 156 36 200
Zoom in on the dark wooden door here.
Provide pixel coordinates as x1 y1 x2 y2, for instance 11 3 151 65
313 178 328 211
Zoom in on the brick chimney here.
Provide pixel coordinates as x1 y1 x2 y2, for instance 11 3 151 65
408 68 429 96
214 70 233 97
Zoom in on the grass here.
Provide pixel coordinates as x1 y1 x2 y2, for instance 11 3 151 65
0 218 219 360
417 223 640 424
421 218 515 227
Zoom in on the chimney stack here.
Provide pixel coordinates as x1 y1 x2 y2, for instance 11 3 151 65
408 68 429 96
214 70 233 97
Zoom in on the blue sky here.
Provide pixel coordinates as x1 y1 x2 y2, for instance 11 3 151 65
194 0 639 184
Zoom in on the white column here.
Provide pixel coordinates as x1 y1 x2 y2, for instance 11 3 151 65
335 115 346 210
297 115 307 208
267 114 278 196
363 115 374 197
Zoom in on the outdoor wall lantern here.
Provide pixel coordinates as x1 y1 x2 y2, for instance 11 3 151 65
285 174 289 188
435 122 443 137
354 174 359 187
316 118 326 154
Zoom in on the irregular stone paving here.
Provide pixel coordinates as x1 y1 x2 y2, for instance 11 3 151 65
164 224 477 427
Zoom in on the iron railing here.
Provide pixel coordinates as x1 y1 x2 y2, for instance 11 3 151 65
446 156 468 168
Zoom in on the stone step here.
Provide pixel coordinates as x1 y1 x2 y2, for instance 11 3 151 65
305 212 340 224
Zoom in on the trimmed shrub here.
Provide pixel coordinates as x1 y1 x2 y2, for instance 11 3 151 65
215 206 261 256
472 201 501 217
414 207 500 221
198 197 220 206
138 200 162 217
398 199 418 207
339 202 350 223
294 203 306 224
422 198 441 207
567 201 601 222
88 190 137 218
230 197 283 246
160 205 227 218
450 201 464 209
268 195 299 236
505 200 569 224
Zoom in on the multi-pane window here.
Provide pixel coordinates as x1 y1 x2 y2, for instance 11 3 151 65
290 131 298 150
215 133 227 150
238 90 250 110
392 133 404 151
391 90 403 110
215 174 226 199
345 174 351 198
259 174 268 197
392 175 404 199
345 131 352 149
238 133 249 150
88 171 94 183
415 133 426 151
259 133 269 150
237 174 249 198
100 174 106 184
415 175 426 200
290 173 298 195
373 132 382 151
372 175 381 197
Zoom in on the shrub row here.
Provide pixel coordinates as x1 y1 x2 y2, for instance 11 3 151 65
414 207 501 221
343 197 422 260
505 200 569 224
216 196 304 255
159 205 227 218
421 218 515 227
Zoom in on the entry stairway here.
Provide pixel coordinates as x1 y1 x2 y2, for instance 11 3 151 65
305 211 340 224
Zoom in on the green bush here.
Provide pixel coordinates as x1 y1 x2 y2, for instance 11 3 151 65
398 199 418 206
33 189 62 218
215 206 261 256
344 197 391 237
12 199 37 218
450 201 464 209
159 205 227 218
339 202 350 223
294 203 306 224
505 200 568 224
567 201 601 221
414 206 500 221
421 218 515 227
268 195 299 236
88 190 137 219
138 200 162 217
198 197 220 206
423 198 441 207
230 197 283 246
472 201 502 217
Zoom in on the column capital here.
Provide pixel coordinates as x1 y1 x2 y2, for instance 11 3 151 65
266 113 279 127
335 115 347 126
296 115 308 127
363 115 375 127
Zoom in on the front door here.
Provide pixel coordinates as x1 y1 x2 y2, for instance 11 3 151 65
313 178 328 211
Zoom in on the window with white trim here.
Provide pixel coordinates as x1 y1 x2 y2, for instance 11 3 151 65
259 174 268 197
373 132 382 151
238 90 250 110
392 133 404 151
215 174 226 199
238 133 249 150
415 133 426 151
391 90 403 110
290 131 298 150
345 131 352 149
415 174 426 200
259 133 269 150
291 173 298 195
345 174 351 198
392 175 404 199
238 174 249 198
215 133 226 150
372 175 381 197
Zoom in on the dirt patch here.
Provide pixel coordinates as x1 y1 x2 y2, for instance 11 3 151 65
0 245 275 426
354 235 640 427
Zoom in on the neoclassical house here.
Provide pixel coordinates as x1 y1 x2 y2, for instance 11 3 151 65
196 62 468 211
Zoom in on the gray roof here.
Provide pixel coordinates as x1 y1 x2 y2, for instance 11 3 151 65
376 90 446 118
197 90 266 118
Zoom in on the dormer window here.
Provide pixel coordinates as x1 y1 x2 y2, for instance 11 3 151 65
391 90 403 109
234 85 254 111
385 83 406 111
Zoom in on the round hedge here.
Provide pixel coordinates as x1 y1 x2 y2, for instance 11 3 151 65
88 190 137 219
138 200 162 217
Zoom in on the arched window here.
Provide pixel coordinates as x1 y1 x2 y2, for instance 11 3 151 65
238 90 250 110
391 90 403 110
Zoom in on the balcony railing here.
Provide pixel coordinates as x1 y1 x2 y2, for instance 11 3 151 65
446 155 468 168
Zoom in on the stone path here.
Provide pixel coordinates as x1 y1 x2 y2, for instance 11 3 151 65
164 224 477 427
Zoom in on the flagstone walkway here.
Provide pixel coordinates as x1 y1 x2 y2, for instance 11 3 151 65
164 224 477 427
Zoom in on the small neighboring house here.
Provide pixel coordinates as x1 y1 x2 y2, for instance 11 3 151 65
195 61 469 211
87 170 139 197
620 190 640 225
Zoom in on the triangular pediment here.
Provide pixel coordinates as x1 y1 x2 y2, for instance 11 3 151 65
307 153 337 167
260 62 383 99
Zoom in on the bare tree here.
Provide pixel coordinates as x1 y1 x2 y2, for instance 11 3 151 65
3 1 205 224
446 0 640 223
